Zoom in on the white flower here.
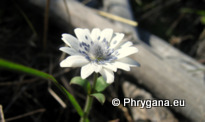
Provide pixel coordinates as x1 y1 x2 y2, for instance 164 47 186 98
60 28 140 84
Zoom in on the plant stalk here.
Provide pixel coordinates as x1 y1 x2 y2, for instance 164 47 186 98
80 73 98 122
43 0 50 50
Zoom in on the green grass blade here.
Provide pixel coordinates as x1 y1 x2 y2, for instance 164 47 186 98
0 58 83 117
0 58 54 81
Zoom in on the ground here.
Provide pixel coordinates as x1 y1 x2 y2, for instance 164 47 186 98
0 0 203 122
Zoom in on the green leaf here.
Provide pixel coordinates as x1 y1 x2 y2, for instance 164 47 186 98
180 8 205 16
180 8 195 14
0 58 55 81
0 58 83 117
196 10 205 16
201 16 205 25
135 0 142 6
70 76 91 94
60 86 83 117
95 76 110 92
91 93 105 105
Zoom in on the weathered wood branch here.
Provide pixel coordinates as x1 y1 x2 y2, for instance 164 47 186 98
130 43 205 121
29 0 205 121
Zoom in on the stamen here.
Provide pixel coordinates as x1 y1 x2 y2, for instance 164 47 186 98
113 40 117 44
85 55 91 61
84 47 89 51
103 38 106 42
85 35 88 40
82 42 86 46
79 43 82 47
83 39 117 64
97 36 100 40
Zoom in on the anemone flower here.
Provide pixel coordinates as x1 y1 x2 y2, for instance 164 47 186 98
60 28 140 83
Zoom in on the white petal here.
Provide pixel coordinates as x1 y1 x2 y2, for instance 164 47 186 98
116 47 138 59
74 28 85 42
118 57 140 67
91 28 101 41
99 28 113 42
100 68 114 84
93 63 102 73
60 55 89 67
114 41 133 50
120 41 133 48
59 47 79 55
62 34 79 50
113 62 130 71
103 63 117 72
74 28 92 44
110 33 124 49
81 63 95 79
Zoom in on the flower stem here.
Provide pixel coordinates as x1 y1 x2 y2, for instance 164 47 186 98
80 73 98 122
